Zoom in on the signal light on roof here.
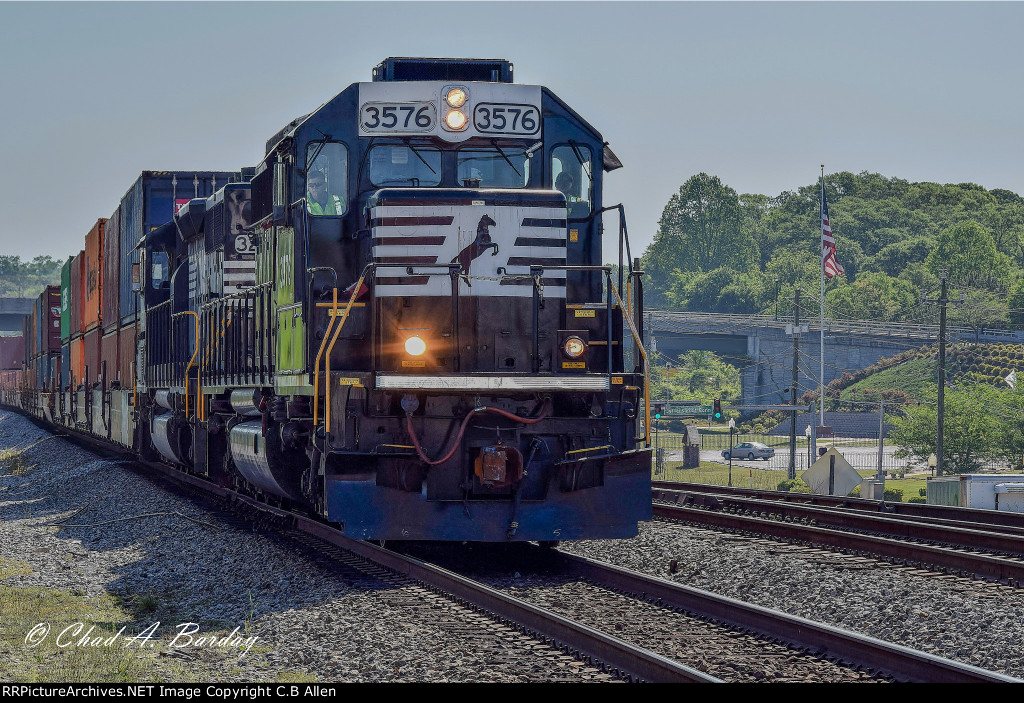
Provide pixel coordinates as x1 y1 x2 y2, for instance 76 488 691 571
445 87 468 108
445 110 468 130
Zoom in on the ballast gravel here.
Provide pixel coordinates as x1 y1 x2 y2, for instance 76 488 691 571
560 517 1024 679
0 410 605 683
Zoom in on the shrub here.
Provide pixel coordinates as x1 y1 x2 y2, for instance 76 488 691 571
777 478 811 493
908 496 926 504
883 487 904 502
919 488 927 497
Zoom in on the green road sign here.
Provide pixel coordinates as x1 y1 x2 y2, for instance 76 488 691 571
663 405 712 417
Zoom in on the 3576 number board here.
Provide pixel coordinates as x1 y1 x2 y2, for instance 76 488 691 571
474 103 540 136
360 102 435 133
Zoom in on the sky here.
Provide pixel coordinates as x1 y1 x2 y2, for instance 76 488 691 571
1 1 1022 264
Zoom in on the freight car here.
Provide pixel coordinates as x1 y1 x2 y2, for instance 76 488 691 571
2 57 652 542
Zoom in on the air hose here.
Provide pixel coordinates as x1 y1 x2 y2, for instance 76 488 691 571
405 398 552 466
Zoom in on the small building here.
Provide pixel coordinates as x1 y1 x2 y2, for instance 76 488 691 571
926 474 1024 513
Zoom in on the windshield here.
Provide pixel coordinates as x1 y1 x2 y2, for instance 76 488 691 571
457 147 530 188
369 145 441 187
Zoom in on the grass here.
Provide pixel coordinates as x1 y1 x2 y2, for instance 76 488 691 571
654 462 931 501
842 357 936 404
0 447 33 476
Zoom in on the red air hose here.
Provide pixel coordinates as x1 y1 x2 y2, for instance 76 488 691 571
406 399 551 466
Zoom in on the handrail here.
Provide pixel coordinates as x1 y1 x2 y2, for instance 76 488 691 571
323 265 373 432
607 272 650 446
312 286 339 425
171 310 200 420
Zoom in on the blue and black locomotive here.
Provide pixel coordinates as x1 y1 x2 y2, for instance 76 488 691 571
5 58 653 542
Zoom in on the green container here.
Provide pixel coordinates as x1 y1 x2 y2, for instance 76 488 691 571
60 256 72 341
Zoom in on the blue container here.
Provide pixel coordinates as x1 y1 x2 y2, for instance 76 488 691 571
118 171 242 324
61 343 70 391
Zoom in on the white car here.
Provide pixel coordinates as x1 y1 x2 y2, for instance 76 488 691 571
722 442 775 461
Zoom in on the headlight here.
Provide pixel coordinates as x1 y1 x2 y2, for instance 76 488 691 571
562 336 586 359
445 110 468 130
405 336 427 356
445 87 467 108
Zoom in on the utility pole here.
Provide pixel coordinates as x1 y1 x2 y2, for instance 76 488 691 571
936 271 948 477
876 397 885 482
789 288 801 479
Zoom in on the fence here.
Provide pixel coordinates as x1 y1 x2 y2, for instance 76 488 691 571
650 428 923 490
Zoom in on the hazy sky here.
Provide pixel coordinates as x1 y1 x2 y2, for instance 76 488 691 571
1 1 1021 263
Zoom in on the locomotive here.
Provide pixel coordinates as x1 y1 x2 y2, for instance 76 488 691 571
2 57 652 542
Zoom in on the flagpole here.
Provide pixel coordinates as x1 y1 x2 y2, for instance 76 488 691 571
819 165 826 427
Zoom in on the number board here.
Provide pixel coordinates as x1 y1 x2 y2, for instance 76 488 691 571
474 103 540 136
360 102 435 133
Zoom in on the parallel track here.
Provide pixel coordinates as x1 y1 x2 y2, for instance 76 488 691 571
652 483 1024 585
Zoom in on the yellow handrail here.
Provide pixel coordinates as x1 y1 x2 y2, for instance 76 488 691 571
607 277 650 446
179 311 199 420
324 273 369 431
312 287 339 425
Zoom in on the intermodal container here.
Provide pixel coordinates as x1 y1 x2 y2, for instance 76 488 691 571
22 313 34 360
70 337 84 388
0 336 24 370
101 328 119 386
83 219 105 332
84 328 100 386
0 369 20 391
42 354 56 391
118 322 136 388
70 251 84 338
103 205 121 332
61 342 70 391
60 256 72 341
119 171 242 324
42 286 61 355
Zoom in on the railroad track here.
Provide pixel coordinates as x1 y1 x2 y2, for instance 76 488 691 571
653 480 1024 533
652 482 1024 586
142 456 1019 682
400 542 1016 683
25 420 1022 682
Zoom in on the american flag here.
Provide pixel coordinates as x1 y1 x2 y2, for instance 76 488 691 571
821 182 844 278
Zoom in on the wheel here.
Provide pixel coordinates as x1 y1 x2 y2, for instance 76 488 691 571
723 452 730 460
747 453 755 460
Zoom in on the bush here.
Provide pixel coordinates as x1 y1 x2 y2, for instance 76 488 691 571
908 496 926 504
883 488 904 502
777 478 811 493
849 485 861 497
919 488 927 497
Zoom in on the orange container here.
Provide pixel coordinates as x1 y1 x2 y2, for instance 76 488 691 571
70 337 85 389
118 322 136 388
83 218 106 332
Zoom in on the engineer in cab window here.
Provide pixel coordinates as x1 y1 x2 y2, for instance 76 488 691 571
306 170 344 216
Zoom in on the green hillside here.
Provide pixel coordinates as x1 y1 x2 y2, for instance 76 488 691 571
641 171 1024 331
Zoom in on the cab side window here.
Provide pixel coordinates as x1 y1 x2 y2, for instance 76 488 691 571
305 142 349 216
551 145 593 219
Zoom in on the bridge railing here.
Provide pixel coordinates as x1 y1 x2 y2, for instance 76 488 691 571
648 310 1024 343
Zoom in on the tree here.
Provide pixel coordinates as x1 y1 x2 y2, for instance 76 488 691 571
824 272 919 322
643 174 754 304
926 221 1010 288
889 385 1004 474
